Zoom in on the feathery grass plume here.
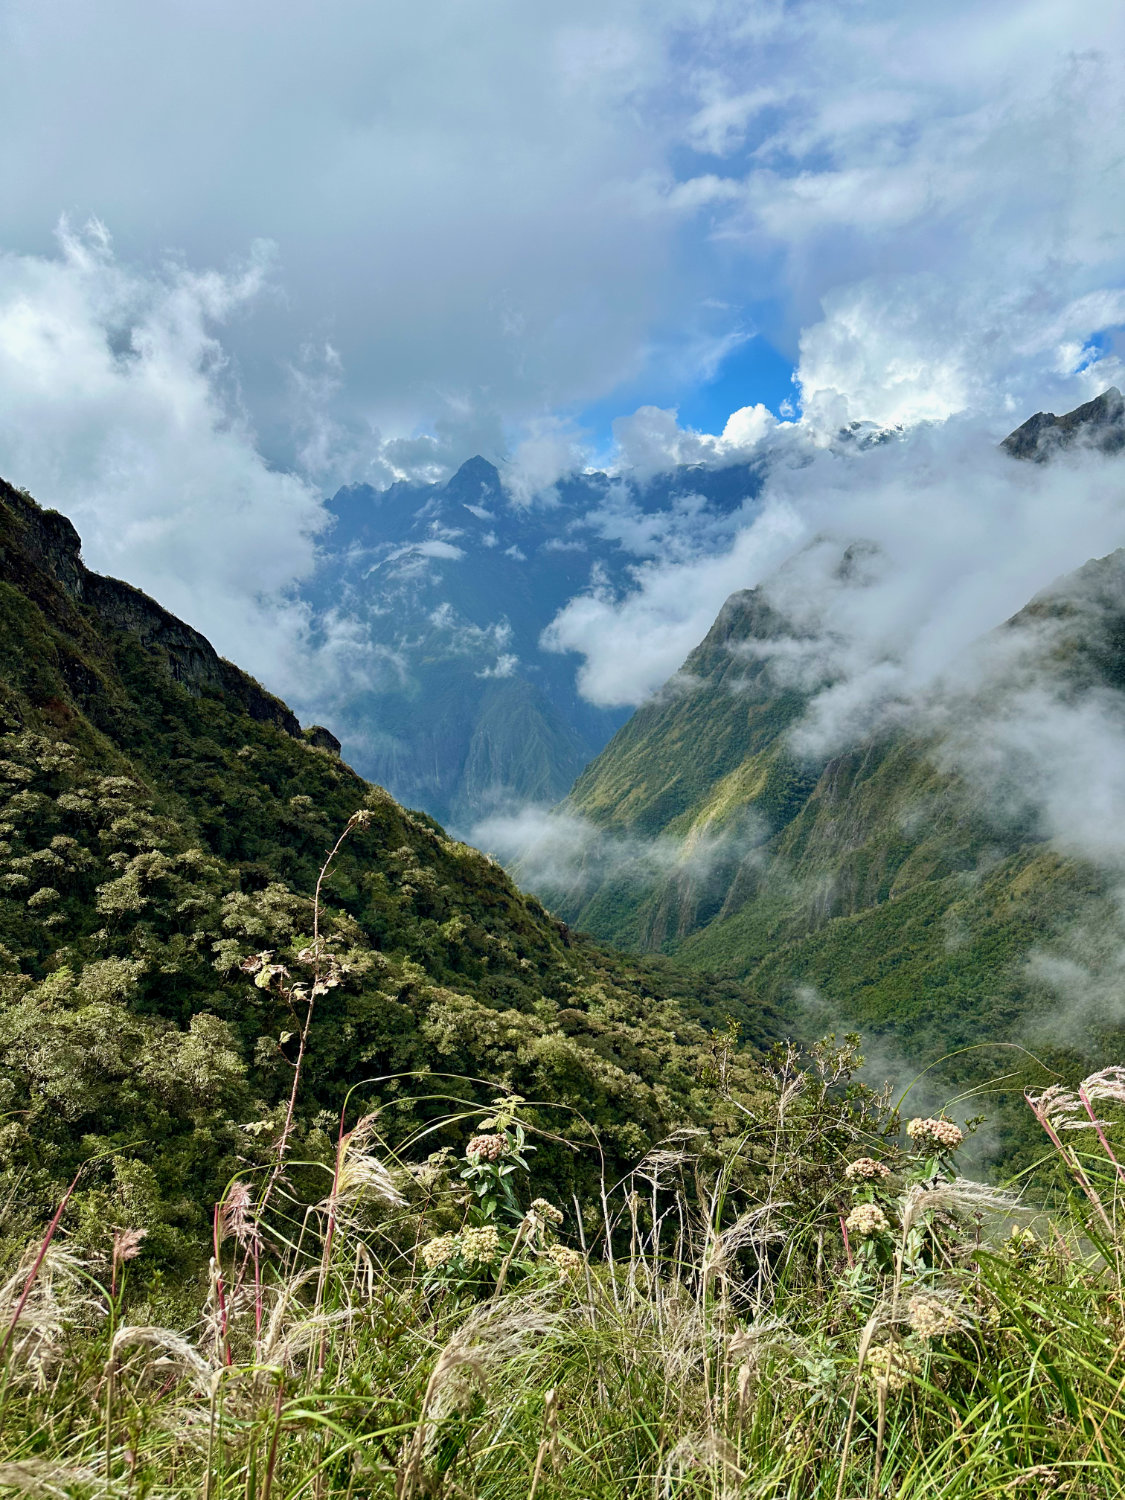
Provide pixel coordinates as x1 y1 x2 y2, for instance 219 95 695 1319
0 1244 96 1387
898 1176 1021 1235
110 1325 215 1396
397 1292 564 1498
727 1316 812 1382
701 1203 787 1280
0 1459 99 1496
218 1182 256 1246
323 1126 407 1215
660 1434 746 1499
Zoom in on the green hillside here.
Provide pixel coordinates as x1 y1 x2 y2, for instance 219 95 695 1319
0 478 777 1260
541 403 1125 1150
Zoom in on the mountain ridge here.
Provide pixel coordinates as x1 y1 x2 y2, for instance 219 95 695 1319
510 393 1125 1156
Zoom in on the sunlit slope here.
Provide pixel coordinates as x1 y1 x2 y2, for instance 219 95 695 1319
553 405 1125 1085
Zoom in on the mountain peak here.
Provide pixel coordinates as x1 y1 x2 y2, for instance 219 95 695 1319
444 454 503 503
1002 386 1125 461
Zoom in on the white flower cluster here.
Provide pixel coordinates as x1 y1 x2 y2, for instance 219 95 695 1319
906 1117 964 1151
844 1157 891 1181
419 1234 458 1271
466 1133 507 1163
845 1203 890 1237
419 1224 503 1271
545 1244 584 1275
866 1344 921 1393
907 1294 961 1340
459 1226 503 1265
530 1197 564 1225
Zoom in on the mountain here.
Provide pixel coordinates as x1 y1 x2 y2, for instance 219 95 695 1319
1001 385 1125 460
300 453 768 830
524 394 1125 1154
0 476 777 1256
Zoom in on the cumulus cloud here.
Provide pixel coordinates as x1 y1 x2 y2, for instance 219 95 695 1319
0 220 329 699
547 415 1125 711
609 403 781 479
0 0 727 478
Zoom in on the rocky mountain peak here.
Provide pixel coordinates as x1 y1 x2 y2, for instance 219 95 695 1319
1001 386 1125 461
443 454 503 506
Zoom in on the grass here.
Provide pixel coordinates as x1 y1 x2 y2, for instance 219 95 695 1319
1 1049 1124 1498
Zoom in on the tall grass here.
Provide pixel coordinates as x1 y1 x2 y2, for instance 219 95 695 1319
1 827 1121 1498
0 1048 1123 1499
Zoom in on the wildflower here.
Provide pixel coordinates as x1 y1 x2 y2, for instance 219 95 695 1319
865 1343 921 1393
545 1244 584 1275
465 1133 507 1163
419 1235 459 1272
459 1226 503 1265
844 1157 891 1181
906 1117 964 1151
907 1294 962 1340
530 1197 564 1225
845 1203 890 1236
1006 1224 1040 1258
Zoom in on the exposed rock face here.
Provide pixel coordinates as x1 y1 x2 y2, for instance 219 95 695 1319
0 479 306 740
303 724 342 754
1001 386 1125 461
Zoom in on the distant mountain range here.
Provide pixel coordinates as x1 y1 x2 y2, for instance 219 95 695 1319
302 454 768 829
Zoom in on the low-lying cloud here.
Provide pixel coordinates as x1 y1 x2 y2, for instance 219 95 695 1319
470 803 768 908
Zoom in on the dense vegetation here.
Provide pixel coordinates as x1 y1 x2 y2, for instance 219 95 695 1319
2 1035 1124 1497
0 477 777 1265
540 427 1125 1164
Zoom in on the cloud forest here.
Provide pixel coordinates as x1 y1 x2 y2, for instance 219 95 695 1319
2 3 1125 1497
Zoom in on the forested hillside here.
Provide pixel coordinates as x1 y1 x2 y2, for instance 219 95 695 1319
0 478 775 1261
535 395 1125 1154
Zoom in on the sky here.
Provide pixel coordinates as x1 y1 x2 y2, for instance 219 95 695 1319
1 0 1125 716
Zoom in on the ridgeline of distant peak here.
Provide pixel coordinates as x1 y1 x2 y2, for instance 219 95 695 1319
1001 385 1125 461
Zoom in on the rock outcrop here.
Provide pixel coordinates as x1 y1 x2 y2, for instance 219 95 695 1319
0 479 305 740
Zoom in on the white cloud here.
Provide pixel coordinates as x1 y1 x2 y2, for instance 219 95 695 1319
545 416 1125 711
477 654 519 680
470 802 767 898
609 403 780 479
0 220 328 700
0 0 725 477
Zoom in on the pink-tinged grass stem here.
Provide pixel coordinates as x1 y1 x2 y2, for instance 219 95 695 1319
0 1166 84 1368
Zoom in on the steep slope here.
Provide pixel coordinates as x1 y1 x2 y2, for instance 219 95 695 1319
300 454 768 828
529 399 1125 1145
0 477 777 1257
